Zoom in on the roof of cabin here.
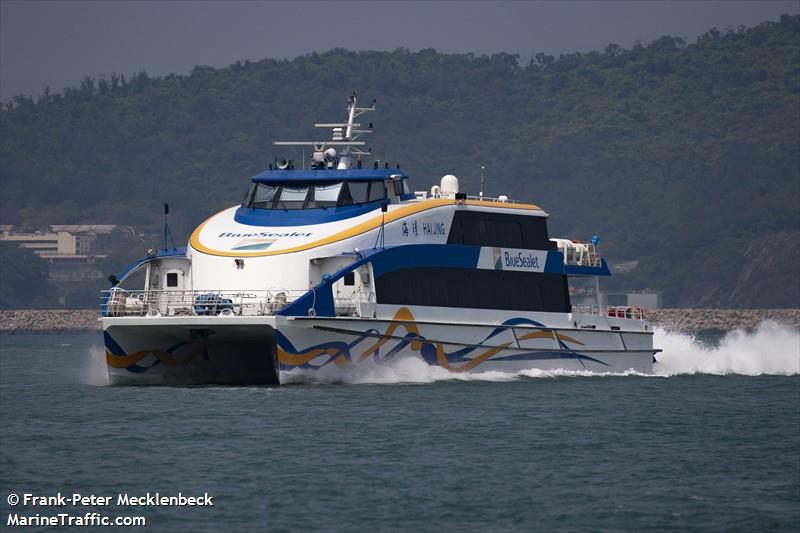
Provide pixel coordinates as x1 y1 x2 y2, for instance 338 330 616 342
251 168 409 183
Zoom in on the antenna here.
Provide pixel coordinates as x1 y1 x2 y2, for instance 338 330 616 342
162 203 177 252
373 201 388 250
480 165 485 199
273 91 376 169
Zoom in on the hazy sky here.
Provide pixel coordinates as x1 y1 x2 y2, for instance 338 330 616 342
1 0 797 100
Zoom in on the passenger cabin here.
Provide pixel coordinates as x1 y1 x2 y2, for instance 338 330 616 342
373 209 571 314
238 172 575 319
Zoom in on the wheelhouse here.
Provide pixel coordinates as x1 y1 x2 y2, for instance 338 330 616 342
241 169 412 211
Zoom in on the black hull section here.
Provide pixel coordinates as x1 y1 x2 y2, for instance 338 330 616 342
104 322 279 386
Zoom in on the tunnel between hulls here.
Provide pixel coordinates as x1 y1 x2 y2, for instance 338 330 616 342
104 322 279 385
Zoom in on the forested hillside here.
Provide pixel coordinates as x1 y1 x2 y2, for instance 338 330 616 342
1 15 798 307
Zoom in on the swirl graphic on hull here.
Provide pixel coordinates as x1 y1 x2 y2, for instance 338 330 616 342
277 307 603 372
104 332 209 373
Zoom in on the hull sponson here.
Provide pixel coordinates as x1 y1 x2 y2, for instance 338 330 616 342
275 307 655 375
103 319 279 385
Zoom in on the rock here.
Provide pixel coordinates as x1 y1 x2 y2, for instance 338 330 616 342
0 309 798 335
0 310 100 334
644 308 800 332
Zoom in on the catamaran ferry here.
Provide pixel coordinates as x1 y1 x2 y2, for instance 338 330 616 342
101 92 659 384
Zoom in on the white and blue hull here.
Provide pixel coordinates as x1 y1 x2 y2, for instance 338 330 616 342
274 307 654 375
102 306 655 385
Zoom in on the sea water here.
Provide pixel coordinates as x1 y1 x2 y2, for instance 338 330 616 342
0 323 798 532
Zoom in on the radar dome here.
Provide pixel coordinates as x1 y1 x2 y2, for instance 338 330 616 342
440 175 459 197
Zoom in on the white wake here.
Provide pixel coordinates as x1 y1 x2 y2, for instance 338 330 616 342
85 345 111 386
653 320 799 376
280 356 520 385
280 321 799 385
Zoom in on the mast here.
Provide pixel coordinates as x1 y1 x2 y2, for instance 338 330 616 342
338 91 376 169
337 93 359 169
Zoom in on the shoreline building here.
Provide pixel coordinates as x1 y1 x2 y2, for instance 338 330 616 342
0 225 119 282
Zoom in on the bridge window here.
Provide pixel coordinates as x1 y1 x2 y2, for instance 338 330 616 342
275 185 309 210
368 181 387 202
244 180 391 210
251 184 278 208
307 183 343 208
344 182 369 204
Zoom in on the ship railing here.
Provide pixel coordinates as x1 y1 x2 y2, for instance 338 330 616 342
553 241 601 267
102 288 374 318
422 191 517 204
102 288 308 317
334 291 376 318
465 195 517 204
572 304 646 321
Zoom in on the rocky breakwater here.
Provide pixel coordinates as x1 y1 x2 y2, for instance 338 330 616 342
1 309 798 335
0 310 100 334
645 308 800 333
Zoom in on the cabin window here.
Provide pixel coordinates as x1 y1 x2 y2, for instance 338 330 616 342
344 272 355 286
375 267 570 312
166 272 179 287
448 211 553 249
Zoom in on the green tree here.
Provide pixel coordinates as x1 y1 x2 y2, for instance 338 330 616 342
0 14 797 307
0 242 49 309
